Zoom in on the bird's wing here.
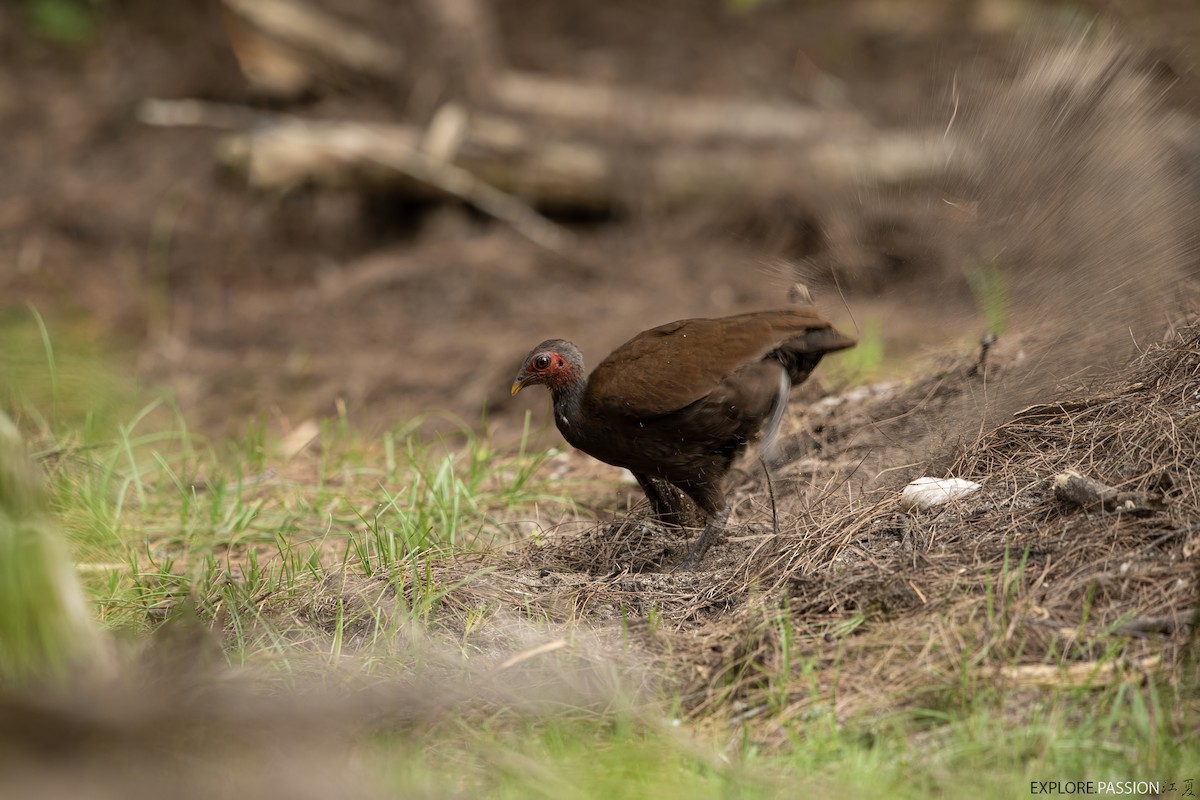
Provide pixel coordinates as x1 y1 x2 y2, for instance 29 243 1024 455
586 308 847 418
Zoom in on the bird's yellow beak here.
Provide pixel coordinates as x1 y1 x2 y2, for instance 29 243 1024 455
511 378 527 396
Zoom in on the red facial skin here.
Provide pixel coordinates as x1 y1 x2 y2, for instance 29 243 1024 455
512 346 581 396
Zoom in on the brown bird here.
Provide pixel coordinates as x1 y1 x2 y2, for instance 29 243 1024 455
511 307 855 567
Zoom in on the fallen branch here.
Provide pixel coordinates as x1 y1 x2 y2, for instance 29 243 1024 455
208 108 952 208
140 99 574 254
140 97 955 240
1053 469 1165 515
357 132 577 254
138 98 273 130
988 654 1161 688
491 70 871 144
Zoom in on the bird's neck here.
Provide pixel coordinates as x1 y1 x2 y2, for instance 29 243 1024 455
550 378 586 433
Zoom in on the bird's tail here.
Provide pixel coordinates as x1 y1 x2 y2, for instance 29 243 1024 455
773 327 857 384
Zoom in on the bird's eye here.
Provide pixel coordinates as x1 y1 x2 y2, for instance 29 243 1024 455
534 355 552 370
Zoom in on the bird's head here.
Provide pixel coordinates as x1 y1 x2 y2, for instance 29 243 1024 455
512 340 584 397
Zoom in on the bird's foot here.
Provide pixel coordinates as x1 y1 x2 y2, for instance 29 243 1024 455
678 508 730 570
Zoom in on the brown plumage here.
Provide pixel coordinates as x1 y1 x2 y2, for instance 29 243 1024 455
512 307 855 566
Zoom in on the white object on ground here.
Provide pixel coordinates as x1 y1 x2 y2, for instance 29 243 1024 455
900 476 982 511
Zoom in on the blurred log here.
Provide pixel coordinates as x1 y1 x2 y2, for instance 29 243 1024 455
221 0 402 97
140 100 574 252
491 71 871 144
202 106 954 210
221 119 574 253
219 0 864 147
219 0 867 150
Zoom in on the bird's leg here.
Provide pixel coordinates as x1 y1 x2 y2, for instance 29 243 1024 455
632 472 693 527
680 505 730 569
